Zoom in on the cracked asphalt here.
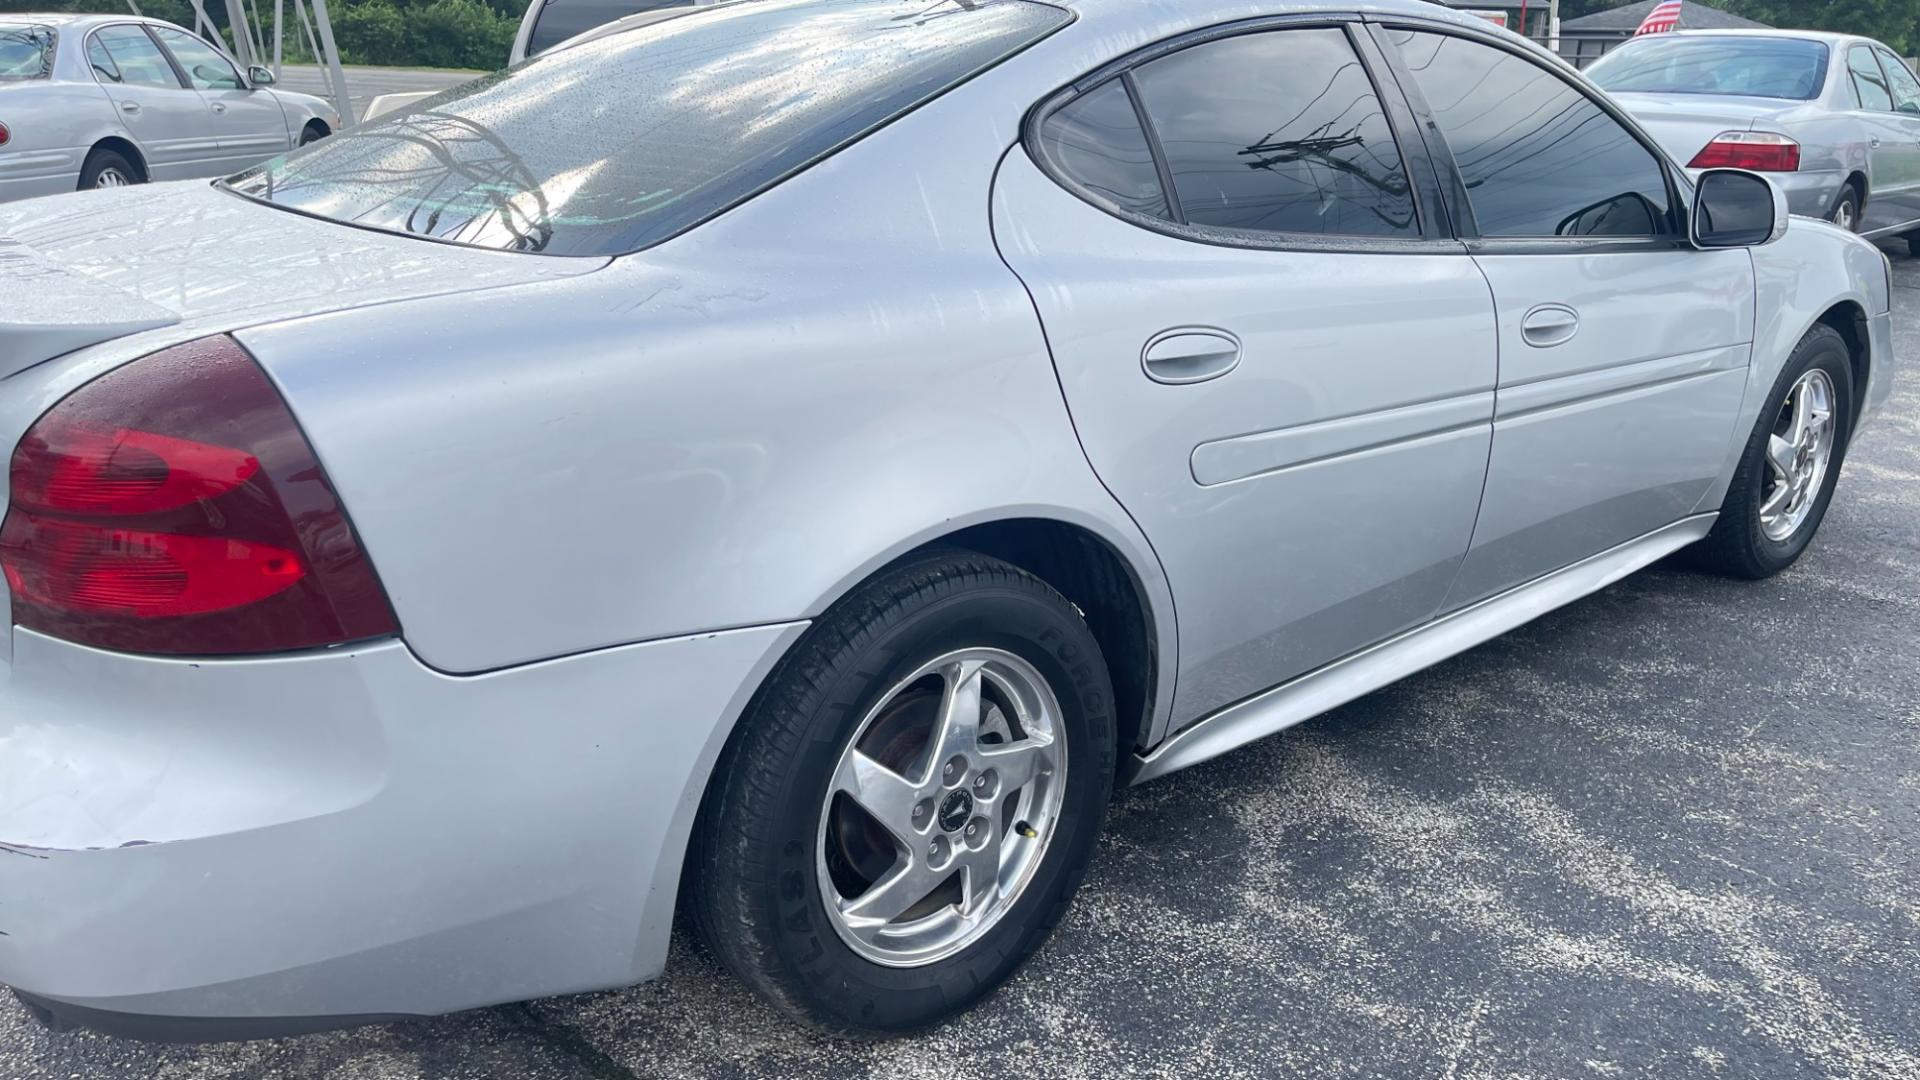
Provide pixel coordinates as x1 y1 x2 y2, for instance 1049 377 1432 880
4 250 1918 1080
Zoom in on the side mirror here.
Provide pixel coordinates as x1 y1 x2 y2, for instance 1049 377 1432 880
1691 169 1787 248
247 64 276 87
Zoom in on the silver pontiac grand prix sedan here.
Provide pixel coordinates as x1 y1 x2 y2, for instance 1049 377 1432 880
1589 30 1920 243
0 13 340 201
0 0 1898 1043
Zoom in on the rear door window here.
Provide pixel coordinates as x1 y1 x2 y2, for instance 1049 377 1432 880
86 33 122 82
226 0 1070 256
1848 45 1894 110
93 25 183 89
1127 28 1419 237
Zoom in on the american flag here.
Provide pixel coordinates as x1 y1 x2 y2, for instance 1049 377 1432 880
1634 0 1684 35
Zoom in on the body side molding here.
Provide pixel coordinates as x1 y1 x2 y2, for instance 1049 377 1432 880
1128 513 1717 783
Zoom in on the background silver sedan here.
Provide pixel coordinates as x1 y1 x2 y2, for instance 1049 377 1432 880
0 13 339 200
1589 29 1920 243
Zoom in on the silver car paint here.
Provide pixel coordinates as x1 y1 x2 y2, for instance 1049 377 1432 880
0 0 1899 1029
1599 30 1920 234
0 14 339 201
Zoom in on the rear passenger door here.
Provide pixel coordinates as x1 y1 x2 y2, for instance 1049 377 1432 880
992 20 1498 723
1374 24 1754 607
1867 44 1920 229
1843 43 1920 232
87 24 221 178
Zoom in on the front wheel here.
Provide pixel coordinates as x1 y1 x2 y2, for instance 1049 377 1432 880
1690 324 1853 578
690 550 1116 1034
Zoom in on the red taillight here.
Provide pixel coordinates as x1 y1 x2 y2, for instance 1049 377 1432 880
0 122 10 148
0 336 398 655
1688 131 1800 172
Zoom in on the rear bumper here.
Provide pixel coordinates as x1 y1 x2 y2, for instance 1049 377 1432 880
0 622 802 1039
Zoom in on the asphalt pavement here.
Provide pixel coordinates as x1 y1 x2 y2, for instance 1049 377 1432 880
2 247 1917 1078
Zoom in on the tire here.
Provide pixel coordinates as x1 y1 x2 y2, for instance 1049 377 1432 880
1830 186 1861 232
298 123 328 147
1691 324 1854 579
690 549 1117 1034
77 148 139 191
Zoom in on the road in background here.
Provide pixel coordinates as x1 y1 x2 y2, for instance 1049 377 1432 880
276 65 481 121
2 249 1917 1079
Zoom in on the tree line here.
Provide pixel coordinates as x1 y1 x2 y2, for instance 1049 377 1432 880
1 0 515 69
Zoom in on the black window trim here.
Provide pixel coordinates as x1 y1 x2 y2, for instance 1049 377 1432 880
1022 12 1464 257
1366 14 1695 256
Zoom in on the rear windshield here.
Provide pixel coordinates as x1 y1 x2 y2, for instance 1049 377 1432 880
223 0 1070 257
1587 36 1830 101
0 24 55 79
525 0 693 57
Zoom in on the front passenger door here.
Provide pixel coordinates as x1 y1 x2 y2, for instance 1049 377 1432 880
1379 26 1755 608
149 25 291 172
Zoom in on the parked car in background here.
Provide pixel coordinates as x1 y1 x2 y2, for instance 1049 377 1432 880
0 0 1895 1044
0 13 339 201
1588 29 1920 246
509 0 698 62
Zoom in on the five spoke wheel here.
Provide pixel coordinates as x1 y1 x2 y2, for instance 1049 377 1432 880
818 648 1066 967
1761 367 1837 543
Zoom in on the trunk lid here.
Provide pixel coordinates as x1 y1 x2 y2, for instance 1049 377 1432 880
0 182 606 379
1609 91 1808 166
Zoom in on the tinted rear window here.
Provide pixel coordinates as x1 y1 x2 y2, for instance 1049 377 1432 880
0 24 55 79
1587 36 1830 100
525 0 693 56
224 0 1069 256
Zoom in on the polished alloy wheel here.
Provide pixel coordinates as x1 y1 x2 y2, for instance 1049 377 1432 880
817 647 1066 967
1832 198 1856 231
93 168 130 188
1761 367 1837 542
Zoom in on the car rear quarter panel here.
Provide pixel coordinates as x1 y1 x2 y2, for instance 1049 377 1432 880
0 81 123 198
236 49 1181 733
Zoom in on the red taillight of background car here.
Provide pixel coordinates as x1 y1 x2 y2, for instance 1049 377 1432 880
1688 131 1800 172
0 122 10 148
0 336 398 655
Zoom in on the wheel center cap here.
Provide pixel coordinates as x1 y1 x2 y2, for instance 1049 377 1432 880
937 790 974 833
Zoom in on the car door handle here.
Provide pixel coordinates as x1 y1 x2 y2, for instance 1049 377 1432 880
211 102 227 114
1142 329 1242 384
1520 304 1580 348
119 101 140 114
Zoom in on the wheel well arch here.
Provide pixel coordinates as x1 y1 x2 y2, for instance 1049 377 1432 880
1844 170 1868 210
1815 299 1871 430
303 118 331 138
928 518 1161 758
87 136 147 182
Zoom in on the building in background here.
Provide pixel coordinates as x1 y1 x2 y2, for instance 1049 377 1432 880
1556 0 1772 65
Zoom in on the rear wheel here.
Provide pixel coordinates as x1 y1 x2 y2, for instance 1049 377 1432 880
690 550 1116 1034
77 148 139 191
1690 324 1853 578
1830 186 1861 232
298 122 328 147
